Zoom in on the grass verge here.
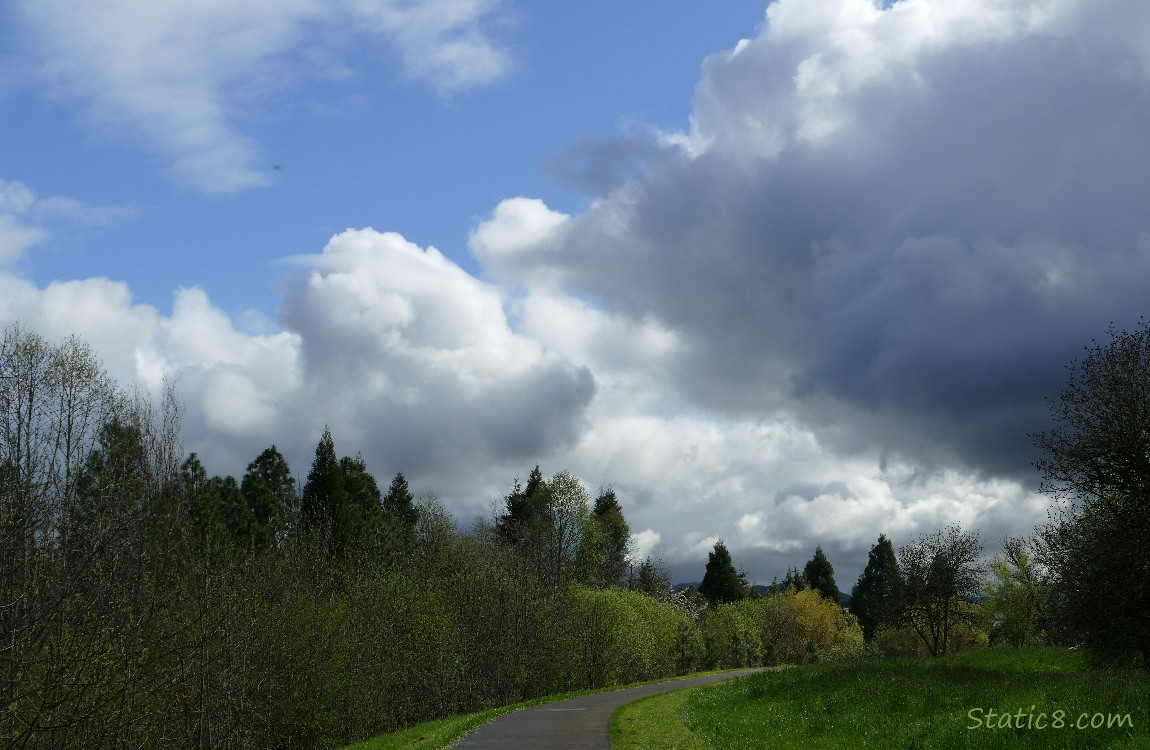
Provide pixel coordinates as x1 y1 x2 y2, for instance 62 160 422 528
664 647 1149 750
342 670 742 750
612 688 711 750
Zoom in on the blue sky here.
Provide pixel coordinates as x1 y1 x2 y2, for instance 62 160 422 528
4 0 1150 586
2 2 765 316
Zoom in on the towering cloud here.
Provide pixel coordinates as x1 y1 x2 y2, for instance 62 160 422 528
496 0 1150 483
4 0 1148 583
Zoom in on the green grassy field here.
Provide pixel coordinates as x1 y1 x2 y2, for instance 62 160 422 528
614 648 1149 750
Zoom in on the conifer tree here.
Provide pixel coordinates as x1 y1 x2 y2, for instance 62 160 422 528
301 428 344 546
803 545 841 606
241 445 295 550
782 566 806 591
631 555 672 599
496 464 549 543
213 475 250 547
339 453 382 556
181 453 220 543
591 487 631 588
377 471 419 565
699 540 747 605
851 534 904 641
383 472 418 530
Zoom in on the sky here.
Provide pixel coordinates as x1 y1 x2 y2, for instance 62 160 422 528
3 0 1149 588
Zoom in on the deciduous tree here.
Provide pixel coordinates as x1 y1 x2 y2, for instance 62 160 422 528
1033 320 1150 667
897 525 984 657
983 536 1046 647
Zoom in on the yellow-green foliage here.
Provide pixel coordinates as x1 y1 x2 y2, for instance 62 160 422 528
701 600 765 668
780 587 865 661
983 549 1046 647
718 588 865 667
560 585 695 688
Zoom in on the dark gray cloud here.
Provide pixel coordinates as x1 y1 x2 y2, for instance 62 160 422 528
503 0 1150 488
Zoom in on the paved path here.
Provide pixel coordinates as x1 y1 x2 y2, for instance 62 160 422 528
453 669 763 749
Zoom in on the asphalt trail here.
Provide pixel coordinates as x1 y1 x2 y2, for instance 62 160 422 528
453 669 763 749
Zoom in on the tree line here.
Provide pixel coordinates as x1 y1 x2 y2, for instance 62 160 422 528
3 315 1147 747
0 323 864 750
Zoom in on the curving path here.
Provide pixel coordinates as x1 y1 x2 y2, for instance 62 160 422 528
453 669 763 749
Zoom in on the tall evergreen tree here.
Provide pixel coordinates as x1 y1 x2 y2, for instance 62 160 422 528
699 540 747 605
378 471 419 566
383 472 418 530
181 453 217 540
591 487 631 588
241 445 295 551
301 428 344 545
339 454 382 556
496 464 549 543
68 418 153 557
851 533 904 641
803 546 841 605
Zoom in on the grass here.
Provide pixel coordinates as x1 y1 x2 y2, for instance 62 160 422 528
341 669 743 750
656 647 1150 750
612 689 712 750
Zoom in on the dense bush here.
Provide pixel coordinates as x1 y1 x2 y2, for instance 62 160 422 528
700 589 865 669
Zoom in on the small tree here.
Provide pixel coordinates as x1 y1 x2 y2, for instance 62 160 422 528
897 525 984 657
803 546 841 606
629 555 672 600
782 566 806 592
1033 320 1150 667
983 537 1046 647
